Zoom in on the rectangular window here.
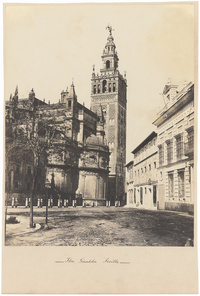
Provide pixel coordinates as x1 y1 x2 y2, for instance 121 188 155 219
176 135 184 160
68 100 71 108
168 173 174 198
187 129 194 148
149 164 151 170
154 162 156 169
178 170 185 197
166 139 173 164
159 145 164 166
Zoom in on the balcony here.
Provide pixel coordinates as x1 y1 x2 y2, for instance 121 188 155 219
185 141 194 158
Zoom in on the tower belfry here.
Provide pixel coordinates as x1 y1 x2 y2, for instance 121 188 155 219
90 26 127 205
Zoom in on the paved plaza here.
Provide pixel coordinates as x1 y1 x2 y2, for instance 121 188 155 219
5 206 194 246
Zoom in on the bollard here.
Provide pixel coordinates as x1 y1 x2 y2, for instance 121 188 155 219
73 200 76 207
25 198 29 208
37 198 41 208
15 197 18 208
41 199 43 208
48 199 51 207
11 197 15 208
66 199 68 208
58 199 62 208
64 199 67 208
50 198 53 208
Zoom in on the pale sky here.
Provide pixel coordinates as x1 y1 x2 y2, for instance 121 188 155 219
4 3 195 163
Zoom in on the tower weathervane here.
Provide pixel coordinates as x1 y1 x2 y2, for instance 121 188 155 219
106 25 114 35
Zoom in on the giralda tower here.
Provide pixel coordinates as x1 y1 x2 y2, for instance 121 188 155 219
90 26 127 205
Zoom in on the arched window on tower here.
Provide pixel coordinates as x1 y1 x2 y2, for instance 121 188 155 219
93 85 96 94
113 83 116 92
103 80 107 93
98 84 100 94
109 83 112 92
106 60 110 69
108 47 110 52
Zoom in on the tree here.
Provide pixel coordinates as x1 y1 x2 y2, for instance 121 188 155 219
5 95 57 228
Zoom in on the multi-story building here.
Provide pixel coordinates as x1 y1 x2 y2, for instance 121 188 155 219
131 132 158 210
90 26 127 205
125 161 134 206
153 82 194 213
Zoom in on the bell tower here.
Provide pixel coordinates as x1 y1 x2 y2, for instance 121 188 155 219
90 26 127 205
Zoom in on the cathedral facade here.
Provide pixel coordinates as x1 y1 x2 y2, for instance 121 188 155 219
5 27 127 207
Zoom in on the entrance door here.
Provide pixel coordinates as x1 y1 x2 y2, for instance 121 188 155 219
140 187 143 205
153 185 157 207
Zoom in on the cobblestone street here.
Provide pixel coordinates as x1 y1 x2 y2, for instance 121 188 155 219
5 207 194 246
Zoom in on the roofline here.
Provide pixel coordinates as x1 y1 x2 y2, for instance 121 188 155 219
132 131 157 154
126 160 133 167
77 102 97 118
153 82 194 127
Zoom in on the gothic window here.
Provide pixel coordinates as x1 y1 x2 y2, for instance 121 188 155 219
108 83 112 92
27 182 31 191
106 60 110 69
93 85 96 94
15 181 19 188
103 80 107 93
113 83 116 92
68 100 71 108
27 166 31 175
98 84 100 94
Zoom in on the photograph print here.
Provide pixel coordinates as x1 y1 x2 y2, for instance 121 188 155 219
4 3 196 247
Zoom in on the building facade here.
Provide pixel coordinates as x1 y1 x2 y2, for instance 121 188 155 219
90 26 127 205
153 82 194 213
125 161 134 207
5 83 109 207
130 132 158 210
